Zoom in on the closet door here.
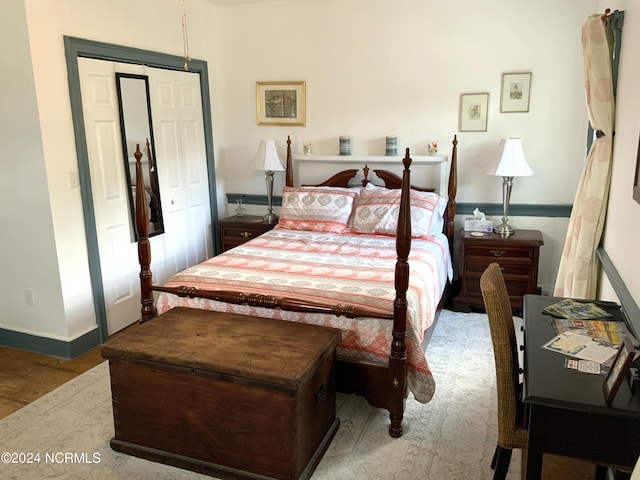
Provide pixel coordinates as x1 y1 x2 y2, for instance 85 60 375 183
78 58 141 335
147 66 212 279
78 58 212 335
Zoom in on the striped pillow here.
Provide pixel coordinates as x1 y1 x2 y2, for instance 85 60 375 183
352 188 443 237
278 187 357 233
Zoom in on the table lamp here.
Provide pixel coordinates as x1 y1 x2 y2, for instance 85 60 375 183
489 138 533 236
253 140 284 224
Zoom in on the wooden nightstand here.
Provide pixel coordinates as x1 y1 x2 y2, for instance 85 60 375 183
218 215 276 253
454 229 544 313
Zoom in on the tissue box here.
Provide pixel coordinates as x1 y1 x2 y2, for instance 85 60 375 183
464 218 493 232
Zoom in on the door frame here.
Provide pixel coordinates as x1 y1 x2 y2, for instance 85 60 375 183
64 36 218 342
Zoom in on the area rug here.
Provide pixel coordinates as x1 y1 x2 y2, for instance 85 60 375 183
0 309 520 479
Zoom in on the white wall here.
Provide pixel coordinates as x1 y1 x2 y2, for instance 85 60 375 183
0 0 222 342
0 0 67 339
598 0 640 305
2 0 608 344
212 0 596 293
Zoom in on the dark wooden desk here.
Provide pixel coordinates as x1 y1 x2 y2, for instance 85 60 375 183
523 294 640 479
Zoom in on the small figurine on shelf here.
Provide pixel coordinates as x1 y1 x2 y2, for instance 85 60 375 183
235 199 246 217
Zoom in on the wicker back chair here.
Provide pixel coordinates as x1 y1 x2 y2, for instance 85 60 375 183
480 263 527 480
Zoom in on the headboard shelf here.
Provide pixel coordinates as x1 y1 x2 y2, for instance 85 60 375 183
291 152 451 196
292 153 448 164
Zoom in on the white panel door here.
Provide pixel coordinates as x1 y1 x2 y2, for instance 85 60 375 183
78 59 212 335
78 57 141 335
148 66 212 280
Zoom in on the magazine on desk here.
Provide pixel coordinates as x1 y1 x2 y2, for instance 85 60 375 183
542 299 639 365
551 318 639 349
542 299 613 320
542 332 618 365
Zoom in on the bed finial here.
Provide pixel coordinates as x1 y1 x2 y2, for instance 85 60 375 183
285 135 293 187
402 147 412 169
362 164 370 187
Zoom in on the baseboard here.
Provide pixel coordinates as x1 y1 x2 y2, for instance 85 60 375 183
0 327 100 359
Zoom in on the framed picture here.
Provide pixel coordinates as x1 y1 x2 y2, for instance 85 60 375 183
500 72 532 113
459 93 489 132
256 81 306 126
603 337 634 404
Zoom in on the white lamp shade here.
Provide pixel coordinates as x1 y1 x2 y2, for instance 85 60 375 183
253 140 284 172
489 138 533 177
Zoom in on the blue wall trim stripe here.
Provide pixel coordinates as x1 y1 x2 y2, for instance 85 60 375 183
227 194 573 218
455 202 572 218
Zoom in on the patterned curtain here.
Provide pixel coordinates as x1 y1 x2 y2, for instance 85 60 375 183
554 13 619 299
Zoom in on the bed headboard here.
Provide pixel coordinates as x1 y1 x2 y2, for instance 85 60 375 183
284 135 458 246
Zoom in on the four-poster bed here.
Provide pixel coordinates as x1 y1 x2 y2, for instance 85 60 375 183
131 135 458 437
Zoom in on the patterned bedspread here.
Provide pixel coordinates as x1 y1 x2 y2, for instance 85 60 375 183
156 227 452 403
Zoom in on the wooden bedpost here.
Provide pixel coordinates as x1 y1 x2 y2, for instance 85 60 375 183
134 144 157 323
285 135 293 187
446 135 458 243
387 147 411 438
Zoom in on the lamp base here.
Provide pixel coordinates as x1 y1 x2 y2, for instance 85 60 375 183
494 221 514 237
263 212 278 224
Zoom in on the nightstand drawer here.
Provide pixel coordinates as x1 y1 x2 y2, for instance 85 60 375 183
463 273 531 298
466 261 531 276
464 245 536 262
218 215 276 253
221 226 262 240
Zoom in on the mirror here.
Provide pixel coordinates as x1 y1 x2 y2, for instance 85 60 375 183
115 73 164 239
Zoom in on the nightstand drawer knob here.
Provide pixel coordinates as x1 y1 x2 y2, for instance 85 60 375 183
240 231 253 239
490 249 506 257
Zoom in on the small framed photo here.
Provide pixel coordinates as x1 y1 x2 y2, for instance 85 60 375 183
459 92 489 132
603 337 635 404
256 81 306 126
500 72 532 113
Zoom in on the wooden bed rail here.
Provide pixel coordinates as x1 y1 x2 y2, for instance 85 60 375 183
152 285 394 320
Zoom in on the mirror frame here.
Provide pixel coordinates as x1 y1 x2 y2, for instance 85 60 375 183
634 133 640 204
115 73 164 240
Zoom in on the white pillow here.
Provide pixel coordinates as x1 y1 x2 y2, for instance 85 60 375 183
278 187 357 233
352 188 445 237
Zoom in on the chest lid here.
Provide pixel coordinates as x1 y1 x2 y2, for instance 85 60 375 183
101 307 341 388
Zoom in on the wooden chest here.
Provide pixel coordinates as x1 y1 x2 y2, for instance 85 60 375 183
101 307 341 480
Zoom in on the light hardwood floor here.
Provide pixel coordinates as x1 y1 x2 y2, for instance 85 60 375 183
0 344 105 420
